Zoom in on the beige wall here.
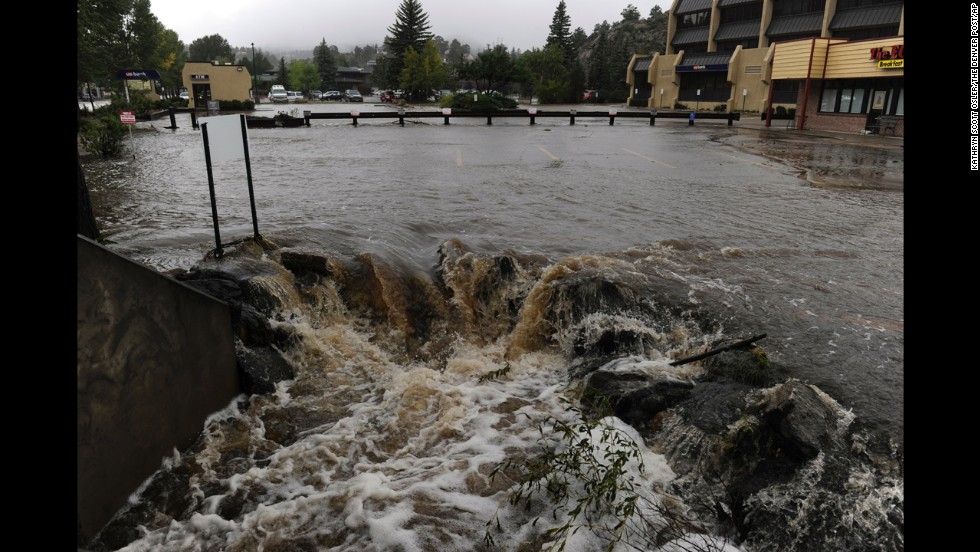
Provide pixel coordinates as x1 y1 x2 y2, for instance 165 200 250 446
726 46 771 112
182 62 254 108
647 52 683 109
824 37 904 79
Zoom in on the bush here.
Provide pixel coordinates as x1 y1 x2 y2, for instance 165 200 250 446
442 91 517 111
483 393 729 552
674 102 689 110
775 105 787 116
79 114 128 158
713 104 728 112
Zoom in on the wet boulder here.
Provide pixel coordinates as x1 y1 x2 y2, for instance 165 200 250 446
581 368 694 427
235 341 295 395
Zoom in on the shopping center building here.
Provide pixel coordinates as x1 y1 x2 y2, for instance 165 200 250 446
627 0 903 135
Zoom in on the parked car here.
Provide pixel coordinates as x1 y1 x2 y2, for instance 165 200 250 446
379 90 396 102
324 90 343 101
583 89 598 101
287 90 304 102
179 90 189 101
345 89 363 102
269 85 288 103
311 90 323 100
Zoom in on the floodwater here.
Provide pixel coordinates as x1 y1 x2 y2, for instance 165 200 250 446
80 106 903 551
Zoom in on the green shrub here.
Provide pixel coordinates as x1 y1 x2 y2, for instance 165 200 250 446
713 104 728 112
442 92 517 111
775 105 787 115
674 102 689 110
79 114 128 158
484 393 726 551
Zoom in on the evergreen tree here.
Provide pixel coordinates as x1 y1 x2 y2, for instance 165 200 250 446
383 0 433 88
588 23 612 93
648 6 668 54
546 1 573 60
276 57 290 87
313 39 337 89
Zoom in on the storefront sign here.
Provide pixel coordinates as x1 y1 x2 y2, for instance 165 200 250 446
877 59 904 69
869 45 903 61
676 64 728 72
116 69 161 80
191 74 209 80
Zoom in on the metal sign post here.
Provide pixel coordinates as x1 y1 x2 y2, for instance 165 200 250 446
200 122 223 258
198 113 262 259
120 110 136 156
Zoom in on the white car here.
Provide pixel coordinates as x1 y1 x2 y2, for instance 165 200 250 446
287 91 304 102
179 90 189 100
269 85 288 103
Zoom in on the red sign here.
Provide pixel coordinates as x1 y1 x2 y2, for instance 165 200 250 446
120 110 136 124
869 45 903 61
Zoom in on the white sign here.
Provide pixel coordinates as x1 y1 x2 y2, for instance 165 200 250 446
743 89 748 96
199 114 248 163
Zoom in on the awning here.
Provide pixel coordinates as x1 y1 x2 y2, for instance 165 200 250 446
830 4 903 30
675 0 712 15
714 21 761 41
633 57 652 72
718 0 760 6
672 27 710 45
766 13 823 37
675 52 732 72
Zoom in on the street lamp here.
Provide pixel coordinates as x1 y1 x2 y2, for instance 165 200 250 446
252 42 259 104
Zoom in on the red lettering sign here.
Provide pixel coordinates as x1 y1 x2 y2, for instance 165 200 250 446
120 110 136 124
870 45 904 60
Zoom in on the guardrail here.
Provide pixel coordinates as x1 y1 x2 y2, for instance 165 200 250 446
151 107 742 130
303 109 741 127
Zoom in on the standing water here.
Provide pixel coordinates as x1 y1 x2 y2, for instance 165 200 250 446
81 108 903 551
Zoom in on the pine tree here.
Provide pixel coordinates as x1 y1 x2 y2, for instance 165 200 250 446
546 1 573 61
276 57 289 87
314 39 337 89
383 0 433 88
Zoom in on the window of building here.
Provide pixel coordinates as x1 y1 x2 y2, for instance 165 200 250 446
772 80 799 104
678 10 711 29
817 77 904 115
772 0 825 17
720 3 763 23
678 71 730 102
716 39 757 52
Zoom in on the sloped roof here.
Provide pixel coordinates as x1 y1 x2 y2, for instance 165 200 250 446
830 4 903 30
672 27 711 45
718 0 761 6
678 52 734 68
676 0 712 15
715 21 761 41
633 57 653 71
767 13 823 37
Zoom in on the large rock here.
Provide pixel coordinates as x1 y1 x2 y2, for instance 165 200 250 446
582 368 694 427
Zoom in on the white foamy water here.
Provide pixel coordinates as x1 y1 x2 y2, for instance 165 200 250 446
112 310 733 551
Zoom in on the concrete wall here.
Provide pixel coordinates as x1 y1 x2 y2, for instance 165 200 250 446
77 236 240 544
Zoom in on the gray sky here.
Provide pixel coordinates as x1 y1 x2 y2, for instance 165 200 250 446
152 0 671 54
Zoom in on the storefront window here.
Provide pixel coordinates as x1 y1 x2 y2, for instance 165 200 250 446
849 89 865 113
820 81 838 112
818 77 902 115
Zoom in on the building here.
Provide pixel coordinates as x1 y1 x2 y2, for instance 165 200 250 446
181 61 255 109
335 67 372 94
627 0 903 135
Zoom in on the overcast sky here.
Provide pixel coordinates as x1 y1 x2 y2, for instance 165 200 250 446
151 0 671 54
